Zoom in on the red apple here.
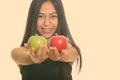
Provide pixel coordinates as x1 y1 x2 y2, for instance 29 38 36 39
27 34 47 52
49 35 67 52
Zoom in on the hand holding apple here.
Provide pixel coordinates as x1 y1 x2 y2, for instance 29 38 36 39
49 35 67 52
27 34 47 52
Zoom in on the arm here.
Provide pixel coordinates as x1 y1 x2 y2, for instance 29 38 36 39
59 46 78 64
11 47 33 66
11 46 49 66
47 44 79 64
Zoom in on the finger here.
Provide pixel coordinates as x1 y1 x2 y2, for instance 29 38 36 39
67 43 72 47
40 46 48 59
51 47 63 61
30 47 36 56
52 47 60 56
36 46 43 56
60 50 65 56
47 47 53 56
38 46 48 62
39 53 48 61
47 47 54 58
46 49 50 56
65 43 72 49
24 43 28 48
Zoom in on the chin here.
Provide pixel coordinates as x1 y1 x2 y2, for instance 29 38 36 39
40 32 55 40
43 34 52 40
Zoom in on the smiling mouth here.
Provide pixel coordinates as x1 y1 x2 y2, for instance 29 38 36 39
42 28 53 34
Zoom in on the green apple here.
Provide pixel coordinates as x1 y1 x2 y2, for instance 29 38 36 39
27 34 47 52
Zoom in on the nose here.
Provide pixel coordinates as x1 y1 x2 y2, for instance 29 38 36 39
44 17 50 26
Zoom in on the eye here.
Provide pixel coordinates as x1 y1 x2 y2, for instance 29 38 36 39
50 14 58 19
38 15 44 19
52 15 57 17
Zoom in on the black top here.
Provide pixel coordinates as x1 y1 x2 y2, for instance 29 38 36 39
20 59 72 80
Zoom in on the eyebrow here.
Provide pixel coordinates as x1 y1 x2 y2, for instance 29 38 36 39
39 12 57 15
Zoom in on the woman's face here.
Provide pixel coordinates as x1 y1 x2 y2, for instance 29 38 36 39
37 1 58 39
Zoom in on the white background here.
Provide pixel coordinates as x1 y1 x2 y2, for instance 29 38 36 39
0 0 120 80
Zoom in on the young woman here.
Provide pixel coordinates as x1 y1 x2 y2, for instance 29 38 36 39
11 0 82 80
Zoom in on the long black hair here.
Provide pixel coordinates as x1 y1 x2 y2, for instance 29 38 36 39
21 0 82 79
